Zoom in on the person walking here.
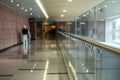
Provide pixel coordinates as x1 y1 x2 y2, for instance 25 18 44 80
22 25 28 46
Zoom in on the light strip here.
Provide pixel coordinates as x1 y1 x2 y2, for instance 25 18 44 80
35 0 49 19
43 60 49 80
68 61 78 80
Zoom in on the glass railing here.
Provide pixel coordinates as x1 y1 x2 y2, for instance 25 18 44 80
57 31 120 80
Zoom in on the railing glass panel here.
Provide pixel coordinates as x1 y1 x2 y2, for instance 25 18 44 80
57 32 120 80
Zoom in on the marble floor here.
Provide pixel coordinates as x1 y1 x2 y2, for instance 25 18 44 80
0 40 68 80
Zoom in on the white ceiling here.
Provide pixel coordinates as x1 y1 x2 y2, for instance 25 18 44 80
0 0 105 21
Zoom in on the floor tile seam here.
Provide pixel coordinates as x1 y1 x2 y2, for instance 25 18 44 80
0 75 13 76
96 68 120 70
76 72 95 74
19 69 45 70
47 73 68 74
27 60 47 62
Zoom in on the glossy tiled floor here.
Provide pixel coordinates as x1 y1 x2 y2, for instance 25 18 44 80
0 40 68 80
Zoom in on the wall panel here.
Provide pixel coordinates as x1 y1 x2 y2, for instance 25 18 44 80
0 3 29 50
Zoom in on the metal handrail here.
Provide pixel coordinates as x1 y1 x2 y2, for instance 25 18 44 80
58 31 120 56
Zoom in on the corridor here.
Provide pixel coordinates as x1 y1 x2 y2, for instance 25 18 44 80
0 40 68 80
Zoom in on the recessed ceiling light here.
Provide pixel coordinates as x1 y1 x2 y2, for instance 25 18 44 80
63 10 67 12
17 4 19 7
86 13 89 15
61 15 64 17
25 9 27 12
104 5 107 7
86 69 89 73
30 8 32 11
21 7 24 10
83 14 86 17
68 0 72 2
112 1 115 3
31 70 33 73
11 0 13 2
30 13 32 15
98 8 101 10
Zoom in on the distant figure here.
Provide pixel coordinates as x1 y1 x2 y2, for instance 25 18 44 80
22 25 28 46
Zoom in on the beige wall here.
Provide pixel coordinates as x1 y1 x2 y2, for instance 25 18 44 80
0 3 29 50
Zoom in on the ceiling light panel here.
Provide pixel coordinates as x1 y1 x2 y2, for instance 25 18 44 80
35 0 49 19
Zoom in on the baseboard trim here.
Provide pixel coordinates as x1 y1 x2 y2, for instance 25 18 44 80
0 42 22 53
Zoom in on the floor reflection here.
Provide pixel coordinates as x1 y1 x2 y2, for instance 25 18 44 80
23 45 31 59
0 40 68 80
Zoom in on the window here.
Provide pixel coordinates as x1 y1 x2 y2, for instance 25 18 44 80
112 18 120 43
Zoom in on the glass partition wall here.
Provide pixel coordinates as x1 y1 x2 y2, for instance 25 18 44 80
58 0 120 80
68 0 120 42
